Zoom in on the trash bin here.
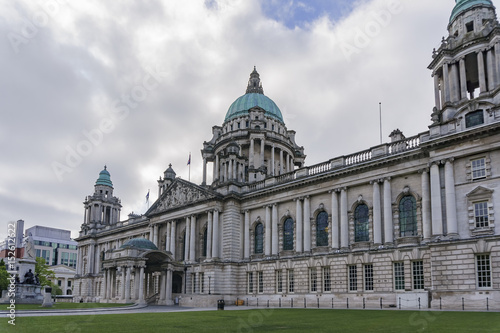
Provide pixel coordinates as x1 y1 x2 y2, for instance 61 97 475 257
217 299 225 310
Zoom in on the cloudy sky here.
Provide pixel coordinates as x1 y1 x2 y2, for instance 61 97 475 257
1 0 494 241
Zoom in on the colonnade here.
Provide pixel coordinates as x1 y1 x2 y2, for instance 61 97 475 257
84 203 120 225
433 46 500 110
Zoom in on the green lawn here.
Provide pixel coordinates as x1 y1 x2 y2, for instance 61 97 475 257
2 309 500 332
3 302 134 310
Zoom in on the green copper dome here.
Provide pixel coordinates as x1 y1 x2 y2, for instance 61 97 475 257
120 238 158 250
225 93 283 123
224 67 284 123
450 0 494 23
95 166 113 187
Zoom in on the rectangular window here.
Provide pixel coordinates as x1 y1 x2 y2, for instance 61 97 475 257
348 265 357 291
477 255 491 288
309 267 317 292
200 273 204 294
394 262 405 290
58 280 62 286
472 158 486 180
364 264 374 291
248 272 254 294
323 267 331 292
474 202 489 228
69 253 77 268
288 270 294 293
68 280 72 287
258 271 263 293
412 261 424 290
276 270 283 293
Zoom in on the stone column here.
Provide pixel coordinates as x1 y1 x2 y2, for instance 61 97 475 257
331 190 340 249
138 266 145 304
279 150 284 175
271 146 275 176
206 211 213 260
478 51 487 93
340 188 349 248
125 266 131 302
296 199 303 252
495 43 500 88
76 248 82 275
228 159 233 180
442 63 450 103
260 139 265 168
121 268 126 300
202 157 207 185
249 138 255 168
184 217 191 261
383 178 393 244
159 271 166 301
445 159 458 237
433 73 441 110
154 224 159 247
190 215 196 262
134 268 140 300
215 155 219 181
265 205 271 256
165 221 171 252
244 210 250 259
430 162 443 236
459 58 468 100
233 158 237 180
487 49 496 91
420 168 432 240
170 222 176 258
303 196 311 252
88 241 95 275
451 62 460 102
103 269 108 299
223 162 227 182
212 210 219 258
166 269 172 304
272 204 278 255
372 180 382 245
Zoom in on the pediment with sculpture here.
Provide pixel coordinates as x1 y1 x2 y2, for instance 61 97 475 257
147 179 218 215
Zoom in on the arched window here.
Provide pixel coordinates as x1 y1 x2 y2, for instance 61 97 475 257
283 218 294 251
202 228 208 257
254 223 264 254
316 211 329 246
354 204 369 242
399 195 417 236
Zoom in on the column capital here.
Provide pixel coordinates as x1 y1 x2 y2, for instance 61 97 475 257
383 177 391 182
418 167 430 174
428 161 441 167
370 179 383 185
444 157 455 164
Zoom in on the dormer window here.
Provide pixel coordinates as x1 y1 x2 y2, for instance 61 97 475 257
466 21 474 33
246 120 249 128
237 122 240 129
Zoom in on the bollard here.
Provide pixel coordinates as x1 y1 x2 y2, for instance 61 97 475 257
257 298 259 307
267 300 269 308
440 297 442 310
291 298 293 308
418 297 421 310
279 298 281 308
380 298 383 309
332 298 334 309
399 297 401 310
487 297 489 311
363 298 365 309
462 298 464 311
347 298 349 309
246 298 248 307
304 298 306 308
317 298 320 309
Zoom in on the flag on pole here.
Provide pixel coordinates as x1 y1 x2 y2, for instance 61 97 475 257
187 153 191 165
145 190 150 203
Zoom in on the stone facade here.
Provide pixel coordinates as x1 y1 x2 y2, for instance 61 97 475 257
75 1 500 310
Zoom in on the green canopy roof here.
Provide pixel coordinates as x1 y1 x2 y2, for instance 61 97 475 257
450 0 494 23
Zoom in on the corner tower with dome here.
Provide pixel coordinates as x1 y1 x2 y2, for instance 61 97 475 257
201 67 305 187
75 1 500 310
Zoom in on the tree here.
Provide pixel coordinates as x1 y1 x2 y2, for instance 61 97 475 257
35 257 55 287
0 259 9 291
50 283 63 296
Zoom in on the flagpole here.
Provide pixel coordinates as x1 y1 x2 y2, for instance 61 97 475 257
188 152 191 182
379 102 382 144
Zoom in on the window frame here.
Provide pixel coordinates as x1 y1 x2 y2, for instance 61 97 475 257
254 223 264 254
348 265 357 291
476 254 492 289
276 270 283 293
394 262 405 291
309 267 318 293
471 158 486 180
283 218 294 251
316 211 329 247
248 272 254 294
323 267 331 292
412 261 424 290
399 195 418 237
287 269 294 293
354 204 370 242
364 264 374 291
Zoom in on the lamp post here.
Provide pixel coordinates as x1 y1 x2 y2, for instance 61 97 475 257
208 276 211 295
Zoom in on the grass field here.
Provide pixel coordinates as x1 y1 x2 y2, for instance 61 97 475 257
2 309 500 333
8 302 134 310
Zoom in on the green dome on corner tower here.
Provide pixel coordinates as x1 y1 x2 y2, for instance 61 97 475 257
224 67 284 123
450 0 495 23
95 165 113 187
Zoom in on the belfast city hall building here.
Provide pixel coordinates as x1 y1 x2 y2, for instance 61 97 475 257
75 0 500 309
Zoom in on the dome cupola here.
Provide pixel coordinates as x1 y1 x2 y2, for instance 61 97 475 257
450 0 495 24
95 166 113 188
